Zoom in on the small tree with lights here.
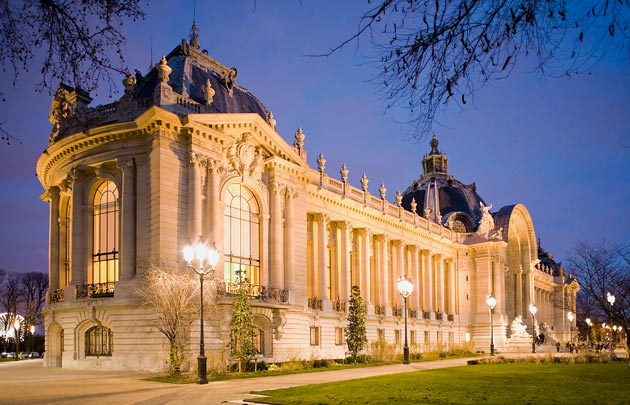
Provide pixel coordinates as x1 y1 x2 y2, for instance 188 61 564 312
346 285 367 362
230 271 256 372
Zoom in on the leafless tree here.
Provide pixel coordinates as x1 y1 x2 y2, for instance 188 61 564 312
318 0 629 137
568 240 630 354
0 270 23 353
139 266 219 376
1 0 145 144
20 272 49 330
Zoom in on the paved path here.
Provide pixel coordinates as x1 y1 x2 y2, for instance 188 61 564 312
0 357 478 405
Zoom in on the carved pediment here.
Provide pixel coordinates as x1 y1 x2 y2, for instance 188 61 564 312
225 132 262 179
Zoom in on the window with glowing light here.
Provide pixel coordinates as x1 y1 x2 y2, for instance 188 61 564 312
90 181 119 284
85 325 113 356
223 184 260 285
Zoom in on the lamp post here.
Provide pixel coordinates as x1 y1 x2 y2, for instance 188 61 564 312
29 325 35 356
567 311 574 345
396 275 414 364
606 292 615 353
585 318 592 348
529 303 538 353
184 238 219 385
486 295 497 356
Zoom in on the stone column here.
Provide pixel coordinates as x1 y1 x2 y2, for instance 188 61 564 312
284 188 295 294
270 182 284 289
318 214 329 300
70 169 86 286
410 245 420 312
437 255 445 314
188 153 202 240
206 159 221 245
424 250 433 313
118 157 136 281
396 240 404 307
47 187 61 293
361 229 371 305
448 259 456 315
380 236 389 307
340 221 351 302
516 267 523 317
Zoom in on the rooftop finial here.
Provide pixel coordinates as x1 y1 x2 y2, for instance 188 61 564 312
190 1 200 49
430 134 440 155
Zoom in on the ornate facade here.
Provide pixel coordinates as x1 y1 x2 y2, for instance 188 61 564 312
37 29 578 371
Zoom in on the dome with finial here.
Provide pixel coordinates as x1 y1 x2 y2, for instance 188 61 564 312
133 20 270 119
401 134 486 233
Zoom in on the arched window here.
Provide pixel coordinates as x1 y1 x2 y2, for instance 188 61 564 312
85 325 113 356
223 184 260 285
253 327 264 355
91 180 119 284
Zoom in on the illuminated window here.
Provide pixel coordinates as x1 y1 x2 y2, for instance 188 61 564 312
91 181 119 284
310 326 320 346
254 327 264 355
85 325 113 356
335 327 344 346
223 184 260 285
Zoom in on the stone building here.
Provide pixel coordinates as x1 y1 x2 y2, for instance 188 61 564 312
37 28 578 371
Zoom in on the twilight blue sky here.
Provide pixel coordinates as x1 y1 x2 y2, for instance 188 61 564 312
0 0 628 274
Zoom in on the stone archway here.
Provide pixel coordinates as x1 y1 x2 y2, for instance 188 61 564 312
46 323 63 368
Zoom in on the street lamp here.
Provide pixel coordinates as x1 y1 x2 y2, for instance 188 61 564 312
529 303 538 353
396 275 414 365
29 325 35 356
184 237 220 385
585 318 592 347
606 292 615 353
567 311 574 345
486 295 497 356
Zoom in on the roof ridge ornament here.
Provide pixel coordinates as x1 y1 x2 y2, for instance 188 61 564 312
191 18 200 49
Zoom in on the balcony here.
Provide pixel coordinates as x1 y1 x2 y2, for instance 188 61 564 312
392 306 403 317
218 281 289 304
50 289 64 303
333 298 346 313
422 311 431 320
435 311 443 321
409 308 418 319
76 282 115 299
375 305 386 316
308 297 323 310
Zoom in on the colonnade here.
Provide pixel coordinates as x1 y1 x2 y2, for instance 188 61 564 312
307 213 458 319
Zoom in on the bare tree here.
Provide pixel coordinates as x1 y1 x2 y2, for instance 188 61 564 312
139 266 219 376
20 272 49 330
319 0 630 137
568 240 630 356
1 0 145 144
0 270 23 354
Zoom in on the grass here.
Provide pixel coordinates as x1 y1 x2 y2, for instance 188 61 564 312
144 352 482 384
250 362 630 404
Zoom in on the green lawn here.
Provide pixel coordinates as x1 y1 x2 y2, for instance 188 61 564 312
251 362 630 404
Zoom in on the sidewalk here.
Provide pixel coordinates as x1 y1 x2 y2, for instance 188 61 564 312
0 357 476 405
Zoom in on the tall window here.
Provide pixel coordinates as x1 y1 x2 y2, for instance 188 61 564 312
253 327 264 355
91 181 119 284
223 184 260 285
85 325 113 356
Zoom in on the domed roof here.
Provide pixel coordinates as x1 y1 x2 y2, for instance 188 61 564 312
401 135 487 232
134 28 270 119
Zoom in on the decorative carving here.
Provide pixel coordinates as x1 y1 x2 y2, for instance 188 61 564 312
360 173 368 191
156 56 172 83
379 183 387 200
317 153 326 172
272 309 286 340
226 133 262 179
267 112 277 129
340 164 348 183
424 208 431 219
122 70 136 96
201 78 215 104
48 86 73 143
410 197 418 215
510 315 531 338
221 67 238 91
476 202 496 238
395 191 402 206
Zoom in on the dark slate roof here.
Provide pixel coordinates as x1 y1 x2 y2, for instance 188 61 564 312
401 175 486 226
134 41 270 119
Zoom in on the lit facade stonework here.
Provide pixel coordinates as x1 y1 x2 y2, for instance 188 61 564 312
37 31 578 372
